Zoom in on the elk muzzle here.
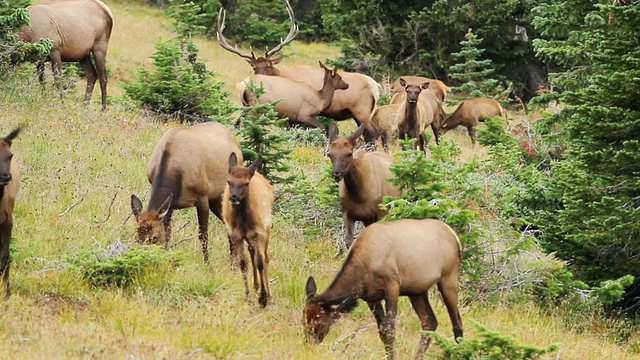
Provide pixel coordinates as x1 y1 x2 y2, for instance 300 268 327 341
0 173 11 186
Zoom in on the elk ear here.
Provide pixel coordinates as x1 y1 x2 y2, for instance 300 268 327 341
421 82 430 90
399 77 407 87
158 193 173 220
328 122 339 143
305 276 317 299
271 57 282 64
228 152 238 170
348 124 365 145
4 127 21 146
249 156 263 175
319 61 328 71
131 195 143 219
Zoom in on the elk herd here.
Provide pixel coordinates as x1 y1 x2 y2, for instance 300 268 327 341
2 0 519 358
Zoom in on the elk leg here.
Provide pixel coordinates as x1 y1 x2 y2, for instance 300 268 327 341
430 122 440 145
92 45 109 111
409 294 438 359
162 209 173 249
209 198 223 221
467 125 477 146
367 301 386 341
36 61 45 87
78 56 98 106
230 233 251 300
257 233 271 307
438 278 464 341
49 50 64 102
0 222 12 299
342 213 356 250
381 285 400 359
195 198 210 263
419 133 427 154
297 116 327 133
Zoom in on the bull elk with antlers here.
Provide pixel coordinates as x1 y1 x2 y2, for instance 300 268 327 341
217 0 380 142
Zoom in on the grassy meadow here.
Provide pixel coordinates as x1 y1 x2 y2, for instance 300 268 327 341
0 1 638 359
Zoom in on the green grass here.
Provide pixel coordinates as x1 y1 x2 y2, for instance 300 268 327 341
0 1 639 359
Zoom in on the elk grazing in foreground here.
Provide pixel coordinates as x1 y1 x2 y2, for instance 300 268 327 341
243 62 349 130
131 122 243 263
327 123 401 250
394 78 434 153
222 154 274 307
17 0 113 111
217 0 381 142
0 128 20 299
439 97 505 145
305 219 464 359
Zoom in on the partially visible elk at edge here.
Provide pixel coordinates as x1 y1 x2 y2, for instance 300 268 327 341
243 62 349 130
439 97 505 145
304 218 464 360
17 0 114 111
222 154 275 308
0 128 21 299
217 0 381 142
131 121 243 263
327 123 401 250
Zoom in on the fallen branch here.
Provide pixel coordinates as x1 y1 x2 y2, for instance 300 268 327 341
58 192 87 217
332 323 376 352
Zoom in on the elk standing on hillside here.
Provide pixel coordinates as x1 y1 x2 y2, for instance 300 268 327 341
222 154 274 307
439 97 505 145
395 78 434 153
17 0 113 111
244 62 349 131
0 128 21 299
131 122 243 263
305 219 464 359
217 0 380 142
328 123 401 250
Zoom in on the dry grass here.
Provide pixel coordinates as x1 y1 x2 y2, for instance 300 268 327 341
0 1 638 359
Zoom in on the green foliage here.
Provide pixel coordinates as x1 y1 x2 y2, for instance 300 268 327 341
234 82 296 185
166 0 208 37
122 38 233 123
0 1 53 71
429 319 560 359
67 244 188 288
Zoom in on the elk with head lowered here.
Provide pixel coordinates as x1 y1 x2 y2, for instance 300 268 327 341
17 0 113 111
217 0 381 142
0 128 20 299
327 123 401 250
439 97 505 146
222 154 274 307
131 121 243 263
305 219 464 359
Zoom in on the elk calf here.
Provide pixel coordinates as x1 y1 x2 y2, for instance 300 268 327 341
222 154 274 307
328 123 401 250
131 121 242 263
394 78 434 152
439 97 505 145
0 128 21 299
305 219 464 360
369 103 401 152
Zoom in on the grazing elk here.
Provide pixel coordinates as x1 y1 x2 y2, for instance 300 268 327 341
394 78 434 153
17 0 114 111
244 62 349 130
222 154 274 307
217 0 380 142
0 128 20 299
131 122 243 263
439 97 505 145
327 123 401 250
305 219 464 359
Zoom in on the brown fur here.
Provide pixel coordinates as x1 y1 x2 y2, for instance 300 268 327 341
131 122 243 263
0 128 20 299
369 103 401 152
244 62 349 130
18 0 113 111
327 123 401 250
439 98 505 145
390 76 451 103
305 219 464 360
222 154 274 308
393 79 434 153
217 1 380 142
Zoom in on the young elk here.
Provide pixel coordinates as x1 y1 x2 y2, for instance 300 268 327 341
439 97 505 146
369 103 401 152
395 78 434 153
0 128 20 299
243 62 349 131
305 219 464 360
327 123 401 250
222 153 274 307
131 121 243 263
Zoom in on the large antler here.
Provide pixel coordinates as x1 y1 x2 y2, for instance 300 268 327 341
265 0 299 58
216 7 256 60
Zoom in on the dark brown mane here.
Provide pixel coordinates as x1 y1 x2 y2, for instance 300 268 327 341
147 149 181 212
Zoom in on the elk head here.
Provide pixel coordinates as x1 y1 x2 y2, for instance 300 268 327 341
217 0 299 75
304 276 358 343
0 128 20 188
131 194 172 246
399 77 430 105
226 153 262 205
327 123 365 182
319 61 349 92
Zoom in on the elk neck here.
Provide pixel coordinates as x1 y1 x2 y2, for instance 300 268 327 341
316 252 364 305
341 158 367 203
229 195 256 232
148 150 181 211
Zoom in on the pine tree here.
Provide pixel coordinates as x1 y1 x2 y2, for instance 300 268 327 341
447 29 505 102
